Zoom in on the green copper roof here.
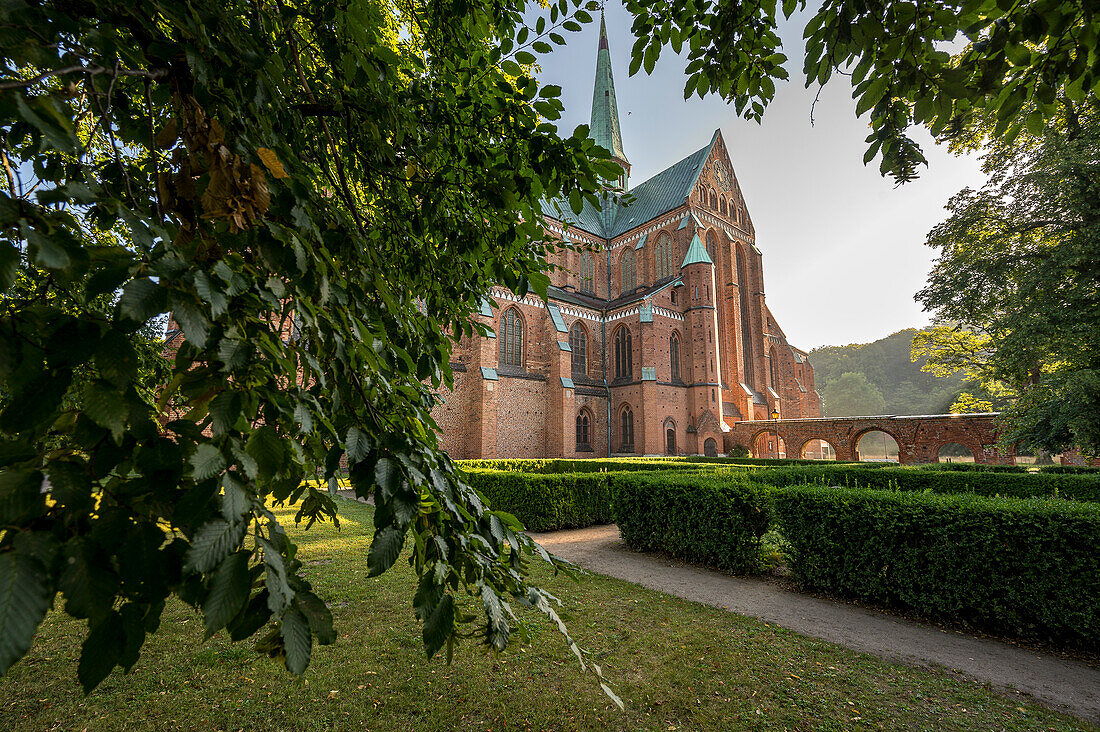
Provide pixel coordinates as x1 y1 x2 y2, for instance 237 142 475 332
540 133 716 239
590 11 627 166
681 232 713 267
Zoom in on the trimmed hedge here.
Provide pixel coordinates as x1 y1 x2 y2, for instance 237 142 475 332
744 463 1100 502
464 469 617 531
458 458 696 474
772 485 1100 649
915 462 1027 473
613 472 771 574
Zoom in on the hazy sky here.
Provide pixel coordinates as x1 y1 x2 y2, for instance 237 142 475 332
534 3 987 350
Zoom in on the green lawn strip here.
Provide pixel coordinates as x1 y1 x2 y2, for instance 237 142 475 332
0 498 1091 731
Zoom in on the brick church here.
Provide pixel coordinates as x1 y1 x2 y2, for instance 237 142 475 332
433 14 821 459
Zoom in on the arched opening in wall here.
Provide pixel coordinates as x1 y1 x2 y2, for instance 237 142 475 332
664 419 677 456
706 229 718 267
937 443 975 463
669 333 681 382
704 438 718 457
655 231 674 280
735 245 754 383
579 251 594 294
575 409 593 452
613 326 633 380
618 404 635 453
1014 444 1037 465
620 248 636 294
768 346 778 392
751 431 786 459
800 439 837 460
855 430 899 462
569 321 588 377
499 307 524 369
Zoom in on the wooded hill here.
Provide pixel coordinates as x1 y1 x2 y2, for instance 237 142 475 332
808 329 969 417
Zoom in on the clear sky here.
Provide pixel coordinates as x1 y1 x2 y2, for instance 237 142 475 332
533 3 987 350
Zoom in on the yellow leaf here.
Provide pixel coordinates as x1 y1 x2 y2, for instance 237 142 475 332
258 147 289 179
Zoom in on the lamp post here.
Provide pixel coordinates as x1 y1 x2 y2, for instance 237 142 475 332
769 407 780 459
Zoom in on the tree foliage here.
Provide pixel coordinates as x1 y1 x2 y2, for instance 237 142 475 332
821 371 887 417
811 328 978 415
0 0 624 699
623 0 1100 182
916 99 1100 455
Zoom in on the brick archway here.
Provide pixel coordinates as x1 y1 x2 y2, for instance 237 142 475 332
726 413 1014 465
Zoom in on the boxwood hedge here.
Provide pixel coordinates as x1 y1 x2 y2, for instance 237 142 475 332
745 463 1100 502
772 485 1100 649
463 469 618 532
612 472 772 574
458 458 695 474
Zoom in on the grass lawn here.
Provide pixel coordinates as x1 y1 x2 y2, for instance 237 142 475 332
0 498 1093 731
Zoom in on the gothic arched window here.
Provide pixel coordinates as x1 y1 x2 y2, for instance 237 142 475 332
736 247 754 381
575 410 591 449
614 326 632 380
500 308 524 368
670 333 681 382
621 249 635 294
579 251 594 294
620 405 634 452
770 346 779 391
569 321 587 376
655 232 675 280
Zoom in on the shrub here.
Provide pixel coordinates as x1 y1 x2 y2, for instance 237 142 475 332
746 463 1100 502
463 470 617 531
773 485 1100 648
458 458 695 474
612 472 771 574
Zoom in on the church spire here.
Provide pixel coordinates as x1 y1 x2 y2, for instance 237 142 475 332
590 9 629 189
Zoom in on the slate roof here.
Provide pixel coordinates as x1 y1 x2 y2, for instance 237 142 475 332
541 131 719 240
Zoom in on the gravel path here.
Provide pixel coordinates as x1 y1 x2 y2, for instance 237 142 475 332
531 523 1100 723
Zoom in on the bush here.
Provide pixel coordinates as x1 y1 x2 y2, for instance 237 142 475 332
463 469 617 531
772 485 1100 648
746 463 1100 502
612 472 771 574
917 462 1027 473
458 458 695 474
1040 464 1100 474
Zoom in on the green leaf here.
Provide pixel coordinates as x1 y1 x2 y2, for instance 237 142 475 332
203 551 250 637
190 444 227 481
246 426 285 480
374 457 402 501
1025 110 1045 136
0 468 46 525
281 605 312 674
185 519 247 573
422 594 454 658
227 591 272 642
21 223 71 271
82 380 128 437
0 242 18 293
118 278 165 324
78 612 124 693
0 370 71 432
295 591 336 645
367 525 406 577
59 540 119 620
94 330 139 387
15 93 78 154
0 551 51 675
346 427 370 463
